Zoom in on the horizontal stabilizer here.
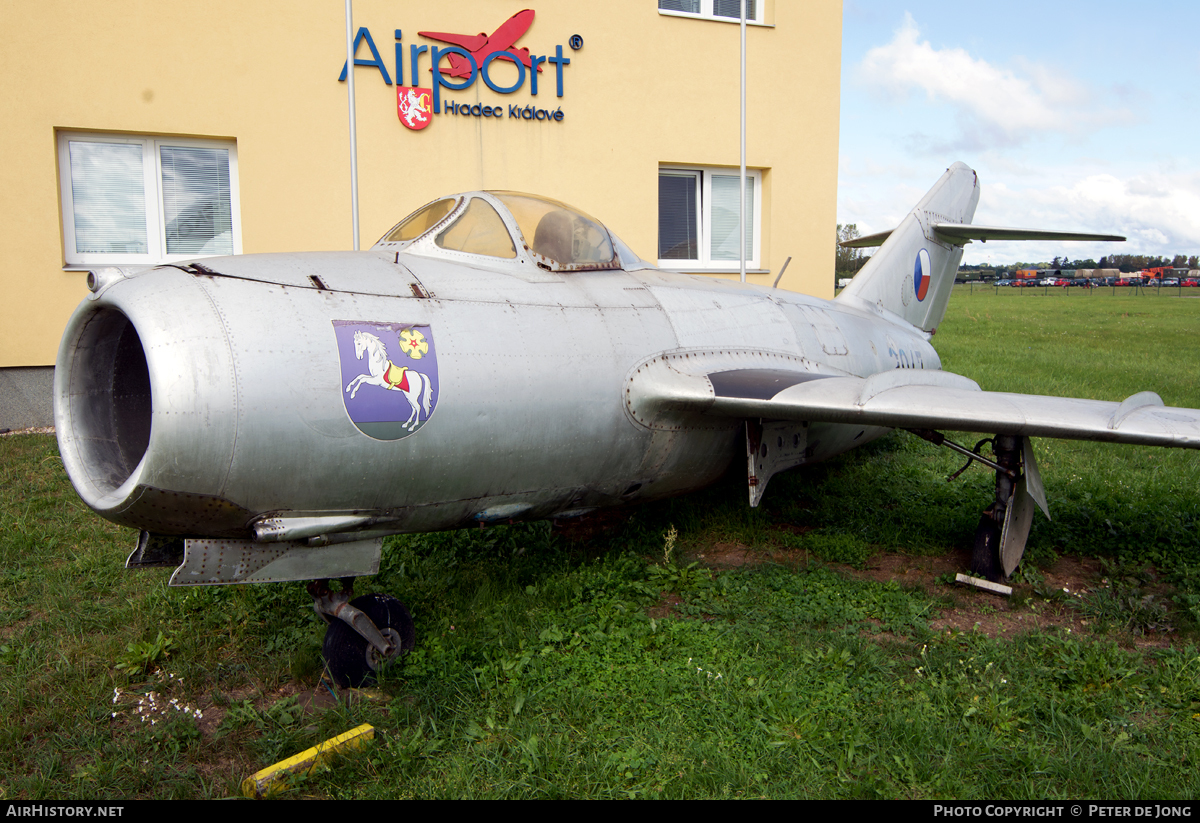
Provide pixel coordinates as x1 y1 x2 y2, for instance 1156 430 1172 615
932 224 1126 245
839 229 894 249
839 225 1125 249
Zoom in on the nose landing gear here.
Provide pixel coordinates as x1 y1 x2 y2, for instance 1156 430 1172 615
308 579 416 688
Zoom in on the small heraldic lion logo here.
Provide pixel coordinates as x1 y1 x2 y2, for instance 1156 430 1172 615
398 87 433 131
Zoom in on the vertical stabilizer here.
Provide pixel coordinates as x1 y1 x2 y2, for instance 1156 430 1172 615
837 162 980 333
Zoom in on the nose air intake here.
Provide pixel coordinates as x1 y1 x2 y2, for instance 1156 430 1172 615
58 308 153 496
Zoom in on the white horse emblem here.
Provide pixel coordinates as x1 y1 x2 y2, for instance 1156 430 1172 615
345 330 434 432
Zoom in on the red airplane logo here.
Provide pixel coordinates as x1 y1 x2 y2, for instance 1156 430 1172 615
419 9 544 79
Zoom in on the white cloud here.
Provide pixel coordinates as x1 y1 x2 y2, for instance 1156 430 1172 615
839 162 1200 265
998 173 1200 241
965 170 1200 263
857 14 1126 149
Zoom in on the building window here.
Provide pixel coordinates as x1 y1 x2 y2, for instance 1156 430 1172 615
57 132 241 267
658 167 761 269
658 0 762 24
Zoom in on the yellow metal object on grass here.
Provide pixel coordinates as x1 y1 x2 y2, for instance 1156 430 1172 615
241 723 375 799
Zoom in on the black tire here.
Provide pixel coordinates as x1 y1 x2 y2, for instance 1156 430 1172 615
970 514 1002 582
322 593 416 688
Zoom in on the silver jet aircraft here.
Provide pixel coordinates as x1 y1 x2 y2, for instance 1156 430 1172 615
54 162 1200 685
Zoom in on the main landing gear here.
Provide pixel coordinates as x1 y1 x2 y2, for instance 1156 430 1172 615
909 430 1051 584
307 578 416 688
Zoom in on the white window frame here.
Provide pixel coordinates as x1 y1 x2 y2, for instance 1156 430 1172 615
657 0 766 25
57 131 242 267
658 166 762 270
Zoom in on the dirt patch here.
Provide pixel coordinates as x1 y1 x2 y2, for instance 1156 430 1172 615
108 673 380 745
0 611 39 642
682 541 1184 647
694 542 762 568
648 592 684 619
694 540 819 569
194 678 383 739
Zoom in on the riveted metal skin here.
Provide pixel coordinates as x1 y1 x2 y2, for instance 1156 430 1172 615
55 240 917 547
167 537 381 585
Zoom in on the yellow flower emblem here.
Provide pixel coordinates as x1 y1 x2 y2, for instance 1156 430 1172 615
399 328 429 360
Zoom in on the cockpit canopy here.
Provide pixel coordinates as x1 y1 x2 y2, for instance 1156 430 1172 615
373 191 646 272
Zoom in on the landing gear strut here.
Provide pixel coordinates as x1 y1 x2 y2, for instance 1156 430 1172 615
971 435 1022 582
909 430 1051 584
308 578 416 688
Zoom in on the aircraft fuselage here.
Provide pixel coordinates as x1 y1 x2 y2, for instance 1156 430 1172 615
56 250 937 540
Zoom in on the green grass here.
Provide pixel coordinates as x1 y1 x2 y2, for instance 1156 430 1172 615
1 287 1199 798
938 288 1200 570
941 285 1200 405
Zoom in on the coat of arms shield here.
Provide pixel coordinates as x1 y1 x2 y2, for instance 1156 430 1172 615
334 320 439 440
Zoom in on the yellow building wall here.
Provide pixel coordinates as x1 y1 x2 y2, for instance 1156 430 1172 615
0 0 841 367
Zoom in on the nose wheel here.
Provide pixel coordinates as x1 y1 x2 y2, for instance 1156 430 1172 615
309 580 416 688
322 594 416 687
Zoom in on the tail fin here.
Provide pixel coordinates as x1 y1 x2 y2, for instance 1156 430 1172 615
837 162 980 334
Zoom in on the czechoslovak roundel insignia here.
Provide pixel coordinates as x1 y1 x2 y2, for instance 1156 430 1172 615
334 320 439 440
913 248 931 301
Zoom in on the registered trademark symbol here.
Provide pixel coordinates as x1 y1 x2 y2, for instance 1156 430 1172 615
569 34 583 50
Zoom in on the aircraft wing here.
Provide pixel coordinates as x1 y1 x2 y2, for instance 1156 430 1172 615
838 225 1125 249
632 366 1200 449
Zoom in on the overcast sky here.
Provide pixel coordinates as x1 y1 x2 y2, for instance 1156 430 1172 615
838 1 1200 265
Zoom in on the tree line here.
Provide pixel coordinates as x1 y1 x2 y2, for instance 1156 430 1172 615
836 223 870 284
1046 254 1198 272
961 254 1199 273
